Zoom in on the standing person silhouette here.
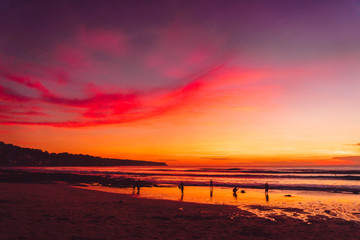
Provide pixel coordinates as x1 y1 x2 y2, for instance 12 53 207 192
178 181 184 194
265 182 269 194
137 179 141 194
210 179 214 198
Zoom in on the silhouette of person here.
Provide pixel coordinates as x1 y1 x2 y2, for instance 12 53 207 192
178 181 184 194
210 179 213 197
265 182 269 194
265 182 269 201
137 179 141 194
177 181 184 200
233 186 238 198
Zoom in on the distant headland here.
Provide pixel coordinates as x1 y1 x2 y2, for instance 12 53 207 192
0 141 167 167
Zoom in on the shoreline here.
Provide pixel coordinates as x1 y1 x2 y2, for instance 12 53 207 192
2 167 360 193
1 182 360 240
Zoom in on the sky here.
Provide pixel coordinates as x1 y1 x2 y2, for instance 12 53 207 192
1 0 360 166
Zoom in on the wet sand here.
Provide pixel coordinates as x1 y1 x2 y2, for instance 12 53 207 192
77 185 360 223
0 182 360 240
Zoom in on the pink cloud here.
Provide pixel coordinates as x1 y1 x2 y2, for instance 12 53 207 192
55 45 89 69
54 28 126 69
12 111 47 116
44 91 140 119
0 85 31 102
1 72 50 96
0 61 277 128
0 25 277 128
0 67 215 127
77 28 126 56
185 50 209 65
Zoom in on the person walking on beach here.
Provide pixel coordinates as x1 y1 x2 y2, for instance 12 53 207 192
265 182 269 194
233 186 238 197
137 179 141 194
178 181 184 194
210 179 213 197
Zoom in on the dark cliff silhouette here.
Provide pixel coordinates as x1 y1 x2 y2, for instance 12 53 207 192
0 141 167 166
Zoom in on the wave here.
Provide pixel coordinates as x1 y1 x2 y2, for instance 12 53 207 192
151 167 360 175
25 169 360 180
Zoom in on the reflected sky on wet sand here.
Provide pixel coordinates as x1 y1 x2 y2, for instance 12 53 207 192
76 185 360 223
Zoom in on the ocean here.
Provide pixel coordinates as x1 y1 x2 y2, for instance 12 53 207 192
16 165 360 193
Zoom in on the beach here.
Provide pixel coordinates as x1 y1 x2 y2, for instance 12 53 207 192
1 182 359 240
2 1 360 239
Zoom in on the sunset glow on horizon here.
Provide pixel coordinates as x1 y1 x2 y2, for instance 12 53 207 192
1 0 360 166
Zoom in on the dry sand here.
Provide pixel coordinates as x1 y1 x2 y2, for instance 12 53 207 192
0 182 359 240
